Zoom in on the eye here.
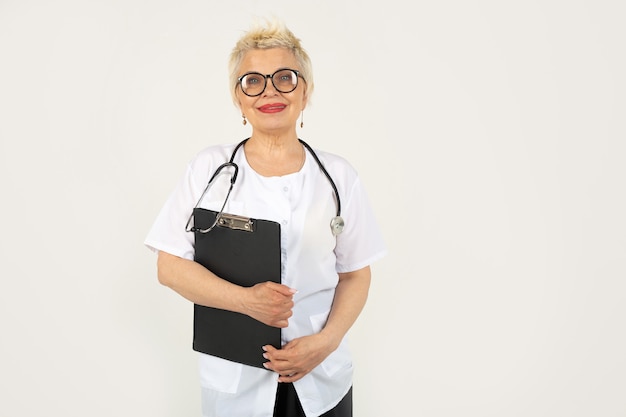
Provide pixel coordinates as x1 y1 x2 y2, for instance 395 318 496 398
242 73 264 87
274 70 296 85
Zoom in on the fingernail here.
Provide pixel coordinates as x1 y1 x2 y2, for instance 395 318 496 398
289 288 298 294
262 353 268 359
262 345 268 351
262 362 269 369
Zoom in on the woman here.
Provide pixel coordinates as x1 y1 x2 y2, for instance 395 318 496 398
145 20 386 417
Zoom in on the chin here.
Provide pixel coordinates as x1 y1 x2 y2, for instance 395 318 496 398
256 123 295 135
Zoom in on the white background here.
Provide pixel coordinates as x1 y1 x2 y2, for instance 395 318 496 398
1 1 625 416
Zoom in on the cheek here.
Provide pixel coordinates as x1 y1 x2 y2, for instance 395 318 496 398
235 89 251 109
237 96 255 113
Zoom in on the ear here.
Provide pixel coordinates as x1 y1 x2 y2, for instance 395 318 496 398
301 90 308 111
234 89 243 110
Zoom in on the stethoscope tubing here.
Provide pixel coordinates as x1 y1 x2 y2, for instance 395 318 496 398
298 139 341 217
186 138 343 235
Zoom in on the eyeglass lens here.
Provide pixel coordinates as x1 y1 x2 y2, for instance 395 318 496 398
240 69 298 96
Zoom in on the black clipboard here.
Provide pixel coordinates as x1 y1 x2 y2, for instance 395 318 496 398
191 208 281 369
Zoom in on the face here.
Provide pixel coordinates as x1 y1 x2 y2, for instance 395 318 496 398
236 48 308 136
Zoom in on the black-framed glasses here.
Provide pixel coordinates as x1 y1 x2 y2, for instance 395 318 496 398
237 68 305 97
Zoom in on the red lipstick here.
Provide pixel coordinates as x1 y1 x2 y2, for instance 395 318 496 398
258 103 286 113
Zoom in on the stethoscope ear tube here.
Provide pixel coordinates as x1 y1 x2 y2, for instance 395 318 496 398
186 138 344 235
185 162 238 233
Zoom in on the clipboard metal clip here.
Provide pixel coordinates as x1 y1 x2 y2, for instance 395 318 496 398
217 213 255 232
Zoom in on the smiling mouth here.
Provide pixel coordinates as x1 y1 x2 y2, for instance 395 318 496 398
258 103 286 113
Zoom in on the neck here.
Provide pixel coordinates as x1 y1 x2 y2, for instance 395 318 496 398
244 133 304 177
248 130 298 150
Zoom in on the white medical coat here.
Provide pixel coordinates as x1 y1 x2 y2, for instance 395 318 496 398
145 142 386 417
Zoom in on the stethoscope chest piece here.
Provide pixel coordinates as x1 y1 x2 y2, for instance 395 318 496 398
330 216 345 236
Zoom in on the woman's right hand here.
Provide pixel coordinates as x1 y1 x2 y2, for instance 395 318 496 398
157 251 295 327
241 282 296 328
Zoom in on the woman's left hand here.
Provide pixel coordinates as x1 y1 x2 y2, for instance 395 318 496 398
263 267 372 383
262 334 336 383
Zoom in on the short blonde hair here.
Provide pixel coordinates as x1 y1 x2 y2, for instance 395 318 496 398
228 19 314 106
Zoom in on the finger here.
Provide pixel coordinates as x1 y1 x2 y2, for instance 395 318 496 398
265 358 297 376
262 352 289 367
262 345 280 361
262 359 295 380
266 311 292 328
268 309 292 323
262 351 293 374
265 342 299 361
262 348 287 362
262 357 294 374
264 282 298 296
262 345 278 354
278 372 304 383
272 320 289 329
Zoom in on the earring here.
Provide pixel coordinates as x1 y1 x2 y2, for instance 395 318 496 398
299 111 304 128
242 115 247 126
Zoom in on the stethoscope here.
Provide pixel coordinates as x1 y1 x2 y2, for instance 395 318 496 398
185 138 344 236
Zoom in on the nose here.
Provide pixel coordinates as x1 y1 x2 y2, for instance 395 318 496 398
263 76 279 96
